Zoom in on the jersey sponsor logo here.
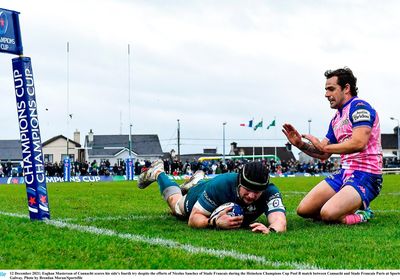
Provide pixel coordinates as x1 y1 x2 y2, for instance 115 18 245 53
245 204 257 213
203 191 218 208
352 109 371 123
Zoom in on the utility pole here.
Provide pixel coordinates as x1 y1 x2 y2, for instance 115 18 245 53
177 119 180 160
390 117 400 161
223 122 227 162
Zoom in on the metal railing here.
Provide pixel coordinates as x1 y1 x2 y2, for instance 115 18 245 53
382 167 400 174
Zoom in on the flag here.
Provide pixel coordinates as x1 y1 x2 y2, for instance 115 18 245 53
253 120 263 131
240 119 253 128
0 9 23 55
267 119 276 129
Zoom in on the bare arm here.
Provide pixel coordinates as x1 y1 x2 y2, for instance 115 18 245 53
282 123 331 160
303 126 371 155
299 137 332 160
323 126 371 154
187 206 210 228
188 205 243 229
249 211 287 234
267 211 287 232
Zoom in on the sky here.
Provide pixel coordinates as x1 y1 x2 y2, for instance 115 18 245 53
1 0 400 156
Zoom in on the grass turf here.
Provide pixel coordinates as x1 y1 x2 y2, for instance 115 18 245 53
0 175 399 269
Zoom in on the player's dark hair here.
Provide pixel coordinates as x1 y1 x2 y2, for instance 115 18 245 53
324 67 358 96
239 161 269 192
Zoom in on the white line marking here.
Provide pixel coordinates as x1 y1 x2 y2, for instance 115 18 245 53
62 214 168 223
374 209 400 213
0 211 319 270
381 192 400 196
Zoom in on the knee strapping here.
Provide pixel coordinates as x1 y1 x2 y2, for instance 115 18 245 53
162 186 181 201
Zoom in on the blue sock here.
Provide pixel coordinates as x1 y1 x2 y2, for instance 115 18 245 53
157 172 179 195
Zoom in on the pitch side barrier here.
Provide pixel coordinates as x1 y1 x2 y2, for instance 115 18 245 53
382 167 400 174
0 172 335 185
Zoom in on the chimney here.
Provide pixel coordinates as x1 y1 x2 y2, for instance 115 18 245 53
229 142 237 155
88 129 94 144
74 129 80 144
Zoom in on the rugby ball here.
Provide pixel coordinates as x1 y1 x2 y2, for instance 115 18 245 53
210 202 244 220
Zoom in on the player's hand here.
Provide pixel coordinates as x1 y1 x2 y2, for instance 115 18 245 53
215 207 243 229
282 124 303 147
249 222 273 234
302 134 325 152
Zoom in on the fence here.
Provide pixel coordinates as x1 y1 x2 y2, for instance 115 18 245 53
382 167 400 174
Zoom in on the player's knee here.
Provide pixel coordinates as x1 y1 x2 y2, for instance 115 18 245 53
296 203 311 218
168 194 185 216
296 205 305 217
320 207 337 222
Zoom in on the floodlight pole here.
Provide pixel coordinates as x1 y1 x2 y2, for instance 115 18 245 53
66 41 70 160
390 117 400 161
128 44 132 158
125 44 134 181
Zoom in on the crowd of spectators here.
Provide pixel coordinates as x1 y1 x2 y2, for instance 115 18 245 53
44 159 125 177
383 157 400 168
1 156 399 178
0 161 22 177
158 158 342 176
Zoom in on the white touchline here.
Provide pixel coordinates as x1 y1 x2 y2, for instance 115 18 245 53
61 214 168 223
0 211 319 270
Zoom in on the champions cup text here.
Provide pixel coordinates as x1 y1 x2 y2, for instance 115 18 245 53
13 57 50 220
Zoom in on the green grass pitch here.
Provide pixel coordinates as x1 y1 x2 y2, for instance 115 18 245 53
0 175 399 269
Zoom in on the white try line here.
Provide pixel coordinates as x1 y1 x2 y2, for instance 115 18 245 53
0 211 319 270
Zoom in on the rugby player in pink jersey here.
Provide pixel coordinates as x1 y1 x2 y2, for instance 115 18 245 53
283 67 383 225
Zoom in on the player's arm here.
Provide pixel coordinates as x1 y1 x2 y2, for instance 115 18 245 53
304 125 371 154
267 211 287 232
320 100 375 154
249 212 287 234
187 206 211 228
250 187 287 234
298 137 331 160
188 203 243 229
321 126 371 154
283 123 331 160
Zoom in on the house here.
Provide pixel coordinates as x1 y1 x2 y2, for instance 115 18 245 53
381 127 399 159
0 140 22 164
42 131 83 163
84 129 163 165
0 131 83 165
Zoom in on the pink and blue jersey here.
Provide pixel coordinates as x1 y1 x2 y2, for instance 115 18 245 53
325 97 383 174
